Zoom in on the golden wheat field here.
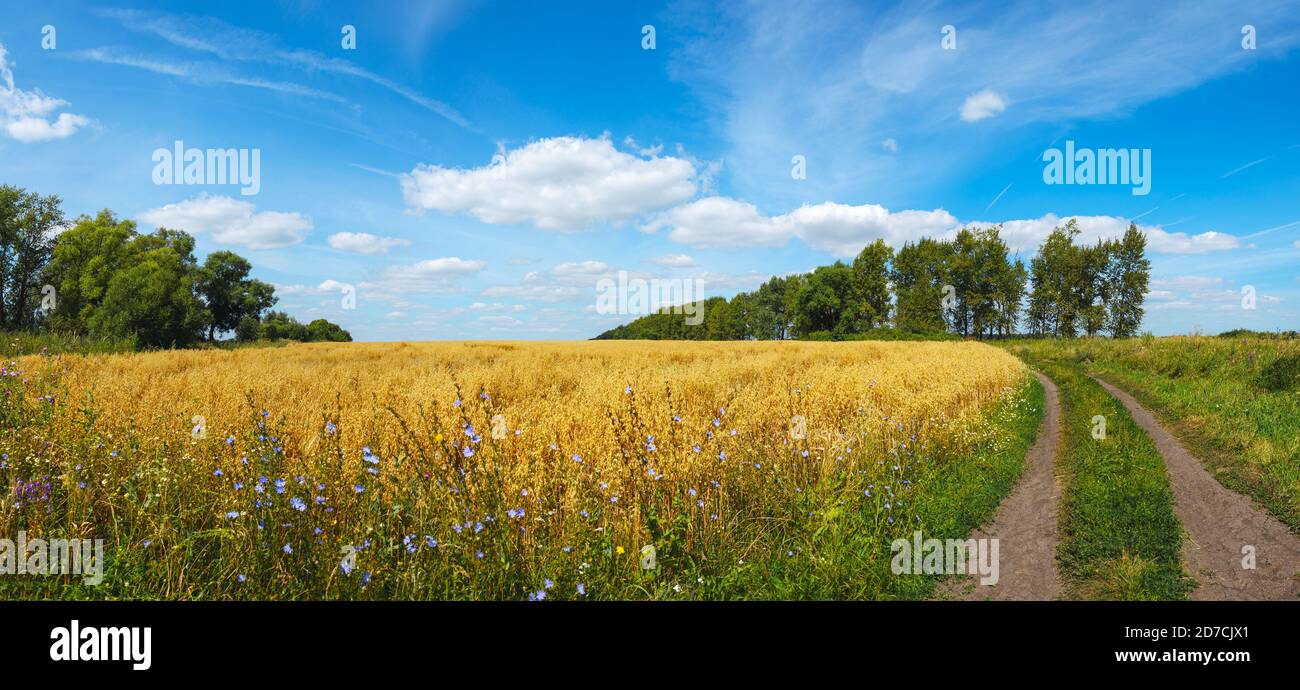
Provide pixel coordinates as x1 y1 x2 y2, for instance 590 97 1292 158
26 339 1024 469
3 340 1034 600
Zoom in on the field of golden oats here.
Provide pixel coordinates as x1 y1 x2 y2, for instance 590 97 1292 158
0 340 1038 600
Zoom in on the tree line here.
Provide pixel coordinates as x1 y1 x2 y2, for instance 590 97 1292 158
597 219 1150 341
0 185 350 348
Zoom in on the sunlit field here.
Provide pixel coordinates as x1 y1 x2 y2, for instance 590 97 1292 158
1008 335 1300 531
1 340 1039 600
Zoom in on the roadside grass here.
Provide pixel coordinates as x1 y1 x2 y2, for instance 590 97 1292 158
1063 335 1300 532
735 373 1045 599
1006 343 1193 600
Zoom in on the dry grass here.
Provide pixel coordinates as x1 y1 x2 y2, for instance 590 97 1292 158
2 340 1031 600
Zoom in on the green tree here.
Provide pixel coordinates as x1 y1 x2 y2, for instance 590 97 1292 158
196 251 277 340
306 318 353 342
44 210 138 333
235 314 262 342
892 238 952 334
791 263 858 337
1105 224 1150 337
849 239 893 331
260 310 309 341
1029 220 1084 337
0 186 63 329
83 227 208 347
1080 240 1112 337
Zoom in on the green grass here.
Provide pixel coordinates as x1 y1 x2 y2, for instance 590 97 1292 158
1021 335 1300 532
1005 342 1193 600
0 330 137 356
722 373 1045 599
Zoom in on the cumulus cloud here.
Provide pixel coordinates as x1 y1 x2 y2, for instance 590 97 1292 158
642 198 957 255
477 315 522 326
648 253 697 267
366 257 486 294
0 43 91 142
1150 276 1223 291
640 197 800 249
881 138 899 153
481 270 583 302
645 200 1243 258
327 232 411 256
1143 228 1241 254
960 89 1008 122
468 302 526 313
138 194 312 249
551 260 612 284
399 135 698 231
970 214 1243 255
480 284 582 303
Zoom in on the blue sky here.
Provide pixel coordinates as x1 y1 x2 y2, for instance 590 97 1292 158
1 0 1298 340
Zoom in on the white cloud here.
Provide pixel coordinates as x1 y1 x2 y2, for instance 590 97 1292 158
327 231 411 256
0 43 91 142
788 203 959 256
668 3 1300 204
960 89 1008 122
275 280 353 304
400 135 698 231
138 194 312 249
367 257 486 294
690 270 773 291
102 9 465 127
643 197 957 255
649 253 697 267
974 215 1242 255
1144 228 1241 254
481 270 585 302
881 138 899 153
480 284 582 303
640 197 797 249
1150 276 1223 290
477 315 522 326
74 48 349 104
551 260 612 284
469 302 526 313
317 279 352 293
623 135 664 157
1145 276 1284 313
1294 240 1300 248
647 200 1242 258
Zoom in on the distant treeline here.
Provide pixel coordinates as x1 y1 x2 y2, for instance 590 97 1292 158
597 219 1150 341
0 184 349 349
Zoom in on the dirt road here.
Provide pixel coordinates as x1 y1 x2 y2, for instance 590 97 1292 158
1093 376 1300 600
941 372 1062 601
